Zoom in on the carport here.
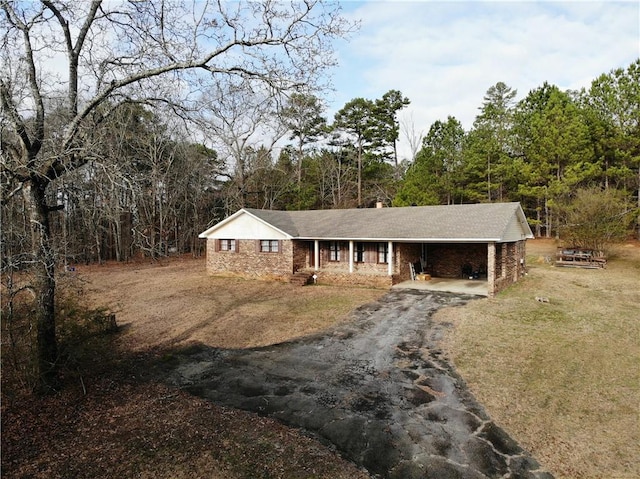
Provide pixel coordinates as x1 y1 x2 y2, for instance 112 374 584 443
395 239 529 297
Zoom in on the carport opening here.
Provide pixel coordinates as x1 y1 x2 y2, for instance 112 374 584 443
398 243 490 296
419 243 488 281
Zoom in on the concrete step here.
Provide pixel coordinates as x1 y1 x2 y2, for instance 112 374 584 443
290 272 311 286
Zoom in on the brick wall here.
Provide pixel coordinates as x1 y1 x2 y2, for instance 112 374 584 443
490 240 527 296
395 243 422 282
426 243 487 278
313 271 392 289
206 238 293 280
292 241 309 271
205 238 528 293
310 241 394 275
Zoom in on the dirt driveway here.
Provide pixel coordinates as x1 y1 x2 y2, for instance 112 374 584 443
162 289 552 479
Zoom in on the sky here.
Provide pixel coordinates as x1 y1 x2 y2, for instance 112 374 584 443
326 0 640 160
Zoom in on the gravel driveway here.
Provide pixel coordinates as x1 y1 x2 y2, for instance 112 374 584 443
164 289 553 479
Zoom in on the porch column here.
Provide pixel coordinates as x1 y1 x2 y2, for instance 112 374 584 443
314 240 319 271
349 241 354 273
388 241 394 276
487 242 496 297
501 243 508 278
513 242 520 282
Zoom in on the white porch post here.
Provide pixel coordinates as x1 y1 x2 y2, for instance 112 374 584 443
388 241 394 276
314 240 319 271
349 240 354 273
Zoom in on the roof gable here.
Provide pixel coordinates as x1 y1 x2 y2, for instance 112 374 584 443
198 209 292 240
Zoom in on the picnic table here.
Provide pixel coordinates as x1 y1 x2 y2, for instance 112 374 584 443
555 247 606 268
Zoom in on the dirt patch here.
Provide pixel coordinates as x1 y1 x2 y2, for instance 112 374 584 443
2 363 371 479
2 256 384 479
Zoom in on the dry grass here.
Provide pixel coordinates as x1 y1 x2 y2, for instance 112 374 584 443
79 257 384 350
435 239 640 479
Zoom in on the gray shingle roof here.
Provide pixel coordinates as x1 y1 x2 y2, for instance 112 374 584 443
242 202 532 242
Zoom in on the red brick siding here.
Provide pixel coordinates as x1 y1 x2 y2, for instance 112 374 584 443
292 241 309 272
316 241 392 275
206 238 293 280
313 271 392 289
427 243 487 278
492 240 527 296
394 243 422 282
205 238 528 293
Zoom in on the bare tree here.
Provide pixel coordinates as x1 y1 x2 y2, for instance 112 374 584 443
400 112 424 163
198 79 289 211
0 0 353 391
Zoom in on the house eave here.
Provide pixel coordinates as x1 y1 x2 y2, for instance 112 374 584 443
294 236 505 243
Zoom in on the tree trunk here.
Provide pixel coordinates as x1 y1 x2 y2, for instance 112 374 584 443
637 167 640 240
487 152 492 201
357 144 362 206
24 181 58 392
535 200 542 237
637 168 640 239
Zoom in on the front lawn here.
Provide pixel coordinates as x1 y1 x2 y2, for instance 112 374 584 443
436 239 640 479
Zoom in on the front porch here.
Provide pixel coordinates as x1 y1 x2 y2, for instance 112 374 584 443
294 239 526 297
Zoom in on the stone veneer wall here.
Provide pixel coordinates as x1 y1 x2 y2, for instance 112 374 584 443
206 238 294 280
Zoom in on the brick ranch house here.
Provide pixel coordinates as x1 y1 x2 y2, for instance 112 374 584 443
198 202 534 297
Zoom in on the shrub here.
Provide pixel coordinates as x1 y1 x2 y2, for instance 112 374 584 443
553 187 636 255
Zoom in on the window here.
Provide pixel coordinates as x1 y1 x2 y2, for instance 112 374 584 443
219 239 236 252
377 242 388 264
329 241 341 261
354 242 365 262
260 240 279 253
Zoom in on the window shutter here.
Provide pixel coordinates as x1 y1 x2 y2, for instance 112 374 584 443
256 240 261 252
234 239 239 253
214 239 219 252
278 240 282 254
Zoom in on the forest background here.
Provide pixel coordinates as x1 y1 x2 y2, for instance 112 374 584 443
4 59 638 264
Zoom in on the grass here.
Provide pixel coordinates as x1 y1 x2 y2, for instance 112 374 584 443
75 260 384 350
435 239 640 479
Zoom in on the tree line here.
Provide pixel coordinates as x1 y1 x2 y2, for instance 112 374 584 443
3 60 639 265
396 64 639 240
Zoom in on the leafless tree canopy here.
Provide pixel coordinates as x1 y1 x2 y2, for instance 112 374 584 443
0 0 353 390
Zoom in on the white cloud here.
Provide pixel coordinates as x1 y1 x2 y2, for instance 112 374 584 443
329 1 640 160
